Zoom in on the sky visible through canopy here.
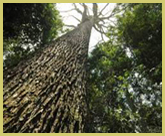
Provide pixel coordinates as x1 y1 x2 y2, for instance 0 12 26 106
56 3 116 53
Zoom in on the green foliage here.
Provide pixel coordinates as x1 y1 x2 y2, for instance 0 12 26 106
113 3 162 83
86 3 162 133
3 3 63 68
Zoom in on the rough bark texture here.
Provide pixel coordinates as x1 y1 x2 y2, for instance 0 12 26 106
3 20 93 133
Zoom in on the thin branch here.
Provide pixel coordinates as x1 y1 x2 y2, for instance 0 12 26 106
96 39 104 45
73 3 83 15
99 3 109 16
100 27 107 35
97 24 107 35
94 26 104 41
100 12 115 20
60 9 75 13
99 19 106 24
82 3 87 8
79 3 83 6
93 25 101 37
70 15 81 22
64 24 76 28
100 33 105 41
93 24 107 42
100 24 108 29
100 5 120 20
102 9 113 17
94 24 105 35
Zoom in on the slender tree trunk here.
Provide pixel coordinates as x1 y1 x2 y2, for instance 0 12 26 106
3 20 93 133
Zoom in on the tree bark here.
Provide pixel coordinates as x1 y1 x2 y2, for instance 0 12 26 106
3 20 93 133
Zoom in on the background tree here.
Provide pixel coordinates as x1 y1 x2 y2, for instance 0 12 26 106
3 3 63 68
86 3 162 133
111 3 162 84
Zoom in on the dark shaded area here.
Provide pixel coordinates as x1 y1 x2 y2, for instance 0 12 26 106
3 3 63 68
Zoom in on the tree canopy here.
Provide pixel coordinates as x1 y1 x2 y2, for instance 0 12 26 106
3 3 63 68
86 3 162 133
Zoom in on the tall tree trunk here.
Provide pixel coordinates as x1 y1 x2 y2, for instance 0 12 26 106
3 20 93 133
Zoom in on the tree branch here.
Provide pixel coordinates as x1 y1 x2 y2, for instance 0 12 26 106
72 3 83 15
99 5 120 20
99 3 109 16
65 24 76 28
94 24 105 35
70 15 81 22
93 24 107 42
100 24 108 29
78 3 89 15
100 12 115 20
60 9 75 13
93 3 98 17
